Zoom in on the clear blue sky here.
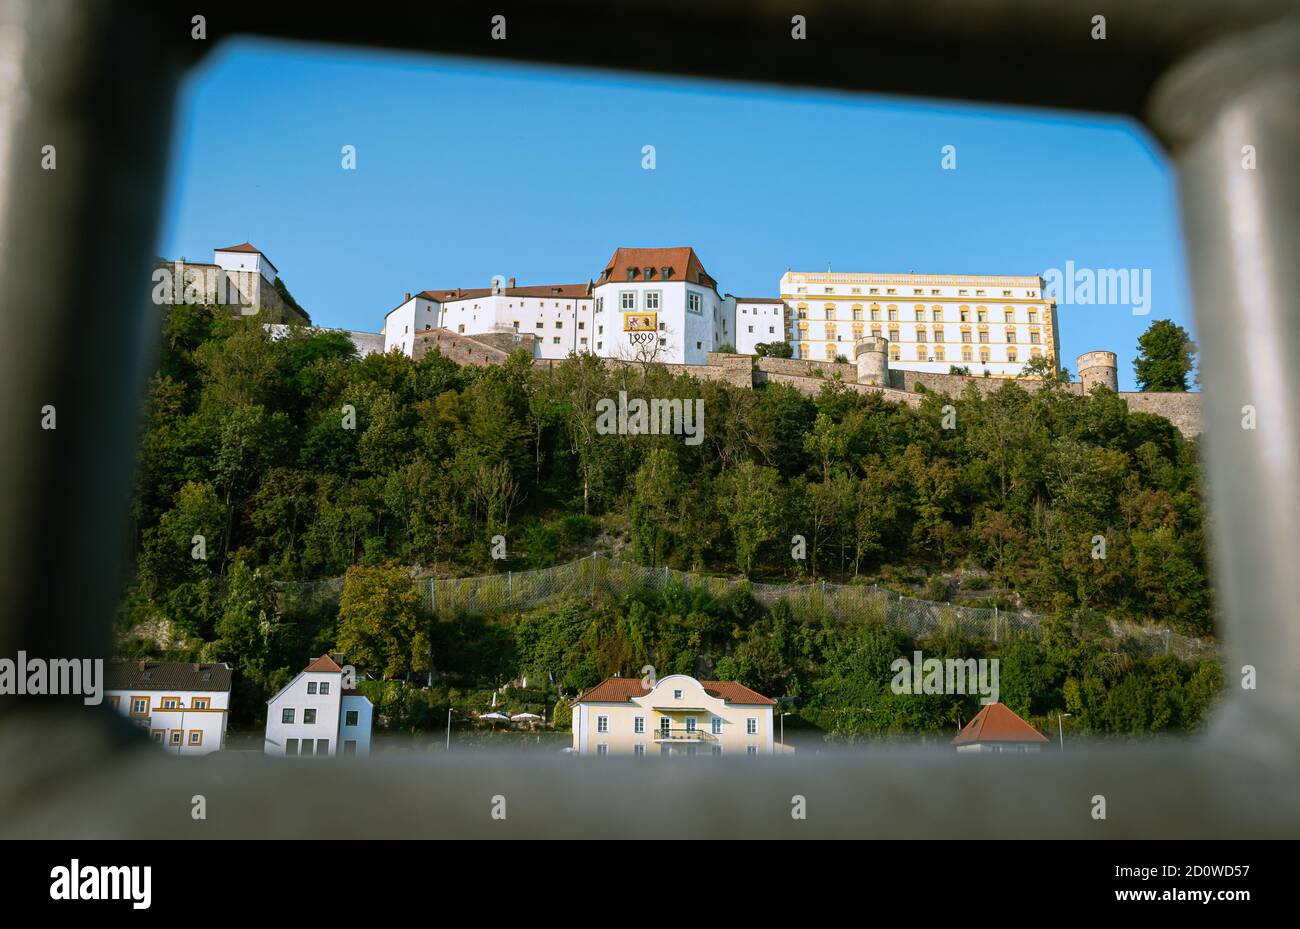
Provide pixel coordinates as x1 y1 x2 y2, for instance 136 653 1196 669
159 39 1195 391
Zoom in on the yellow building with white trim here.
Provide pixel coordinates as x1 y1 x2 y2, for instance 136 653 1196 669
781 270 1060 375
571 673 785 756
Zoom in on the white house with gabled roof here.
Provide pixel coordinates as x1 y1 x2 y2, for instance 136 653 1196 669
264 654 374 757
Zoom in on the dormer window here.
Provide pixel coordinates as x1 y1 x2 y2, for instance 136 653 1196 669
626 268 637 281
644 266 655 279
661 266 672 279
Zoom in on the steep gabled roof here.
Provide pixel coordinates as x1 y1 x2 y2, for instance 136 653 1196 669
951 702 1049 745
303 654 343 673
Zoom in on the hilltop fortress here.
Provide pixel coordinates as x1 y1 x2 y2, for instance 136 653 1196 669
156 242 1202 437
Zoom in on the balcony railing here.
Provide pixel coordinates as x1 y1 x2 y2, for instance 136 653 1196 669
653 728 717 742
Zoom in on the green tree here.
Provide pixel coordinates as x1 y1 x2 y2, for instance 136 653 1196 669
336 563 431 680
1134 319 1196 392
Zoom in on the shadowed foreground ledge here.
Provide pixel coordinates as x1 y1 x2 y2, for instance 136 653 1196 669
1 704 1296 839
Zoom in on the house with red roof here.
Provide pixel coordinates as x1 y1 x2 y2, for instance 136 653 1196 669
951 702 1050 753
570 671 786 757
264 654 374 757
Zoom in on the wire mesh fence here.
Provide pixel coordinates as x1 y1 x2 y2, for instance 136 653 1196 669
276 554 1217 661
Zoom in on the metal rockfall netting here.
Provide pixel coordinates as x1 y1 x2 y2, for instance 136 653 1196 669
275 554 1217 660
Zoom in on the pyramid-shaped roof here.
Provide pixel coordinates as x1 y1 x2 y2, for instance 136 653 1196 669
951 702 1049 745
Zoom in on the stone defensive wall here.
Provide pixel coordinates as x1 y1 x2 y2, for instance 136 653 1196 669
415 335 1202 438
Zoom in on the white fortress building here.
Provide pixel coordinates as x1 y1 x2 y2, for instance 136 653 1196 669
383 247 736 365
383 280 595 360
106 661 233 756
379 249 1061 379
781 269 1060 375
733 297 788 355
264 654 374 757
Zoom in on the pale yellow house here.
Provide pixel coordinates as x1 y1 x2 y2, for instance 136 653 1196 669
571 673 785 756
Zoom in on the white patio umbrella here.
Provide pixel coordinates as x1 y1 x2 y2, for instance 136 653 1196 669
479 711 510 724
510 712 542 721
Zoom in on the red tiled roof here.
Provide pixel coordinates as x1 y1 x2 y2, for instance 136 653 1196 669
733 296 785 305
597 247 716 290
701 681 777 706
951 702 1049 745
574 677 776 706
418 283 591 303
215 241 278 271
303 654 343 673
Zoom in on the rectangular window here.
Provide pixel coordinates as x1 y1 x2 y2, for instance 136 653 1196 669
161 697 179 709
645 291 660 310
344 740 357 755
192 698 209 709
189 730 202 745
169 730 182 746
685 717 697 733
746 718 758 735
1030 331 1041 344
747 745 758 756
712 744 723 756
150 730 164 743
634 716 645 734
673 689 683 699
282 708 294 724
596 744 609 756
979 331 989 343
130 697 148 717
634 744 645 757
660 717 671 736
597 715 609 733
316 739 329 755
687 292 703 314
286 738 299 756
711 717 722 735
961 331 972 343
620 291 636 310
304 708 317 725
345 710 358 726
319 682 329 695
1028 310 1038 323
307 682 317 694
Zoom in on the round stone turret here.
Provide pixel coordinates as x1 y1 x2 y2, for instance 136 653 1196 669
1076 350 1118 392
855 336 889 387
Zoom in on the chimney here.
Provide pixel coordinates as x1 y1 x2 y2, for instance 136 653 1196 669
508 276 516 289
404 292 410 302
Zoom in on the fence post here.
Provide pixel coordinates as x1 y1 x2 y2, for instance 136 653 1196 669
590 552 597 602
508 570 512 601
430 577 436 614
1165 629 1170 655
993 605 998 643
